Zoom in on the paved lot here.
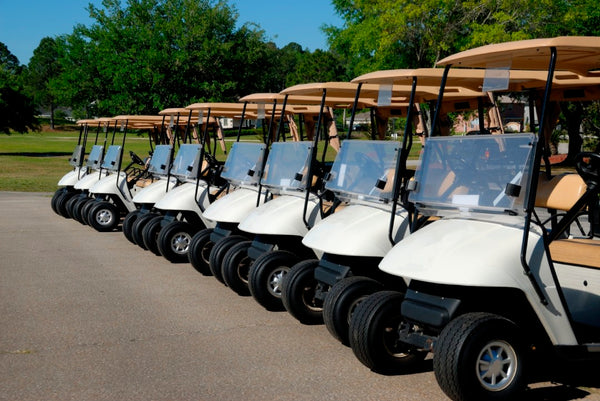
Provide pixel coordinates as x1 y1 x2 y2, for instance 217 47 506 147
1 191 599 401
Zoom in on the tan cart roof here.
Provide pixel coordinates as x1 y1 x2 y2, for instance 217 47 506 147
437 36 600 75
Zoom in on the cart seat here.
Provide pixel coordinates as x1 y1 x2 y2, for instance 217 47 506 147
549 238 600 268
535 173 587 211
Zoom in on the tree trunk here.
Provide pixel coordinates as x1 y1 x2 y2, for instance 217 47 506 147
560 102 584 164
50 102 55 130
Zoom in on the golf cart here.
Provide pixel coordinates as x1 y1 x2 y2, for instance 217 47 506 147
349 37 600 401
122 108 200 244
134 105 228 262
85 115 164 232
189 98 304 276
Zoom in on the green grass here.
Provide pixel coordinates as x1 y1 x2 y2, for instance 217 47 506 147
0 128 422 192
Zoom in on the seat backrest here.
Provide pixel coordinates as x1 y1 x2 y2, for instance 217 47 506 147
535 173 587 211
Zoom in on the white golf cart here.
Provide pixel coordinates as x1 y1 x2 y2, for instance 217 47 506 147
350 37 600 401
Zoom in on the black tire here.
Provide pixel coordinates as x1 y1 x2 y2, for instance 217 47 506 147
157 221 197 263
122 210 140 244
65 193 81 218
434 312 527 401
281 259 322 324
80 198 97 225
142 215 164 255
132 213 158 249
71 196 89 223
221 240 252 296
88 201 120 232
56 191 76 218
209 235 247 284
51 188 66 214
188 228 214 276
249 250 299 311
324 276 384 345
349 291 427 374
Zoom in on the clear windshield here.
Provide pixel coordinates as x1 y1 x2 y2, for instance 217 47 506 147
170 144 201 178
100 145 122 171
325 140 399 203
69 145 84 167
409 134 536 216
147 145 172 175
86 145 104 169
261 142 312 192
221 142 266 186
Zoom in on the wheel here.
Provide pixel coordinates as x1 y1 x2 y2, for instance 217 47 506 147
249 250 299 311
157 221 197 263
79 198 97 225
349 291 427 374
324 276 383 345
281 259 323 324
71 196 89 223
188 229 214 275
122 210 140 244
51 188 66 214
208 235 247 284
132 212 158 249
56 191 76 218
142 215 164 255
221 240 252 296
434 312 526 401
88 201 120 232
65 194 81 219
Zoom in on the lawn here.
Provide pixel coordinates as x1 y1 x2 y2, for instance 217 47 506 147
0 128 422 193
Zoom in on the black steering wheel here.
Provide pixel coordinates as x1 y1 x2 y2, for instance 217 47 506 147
129 151 145 166
575 152 600 186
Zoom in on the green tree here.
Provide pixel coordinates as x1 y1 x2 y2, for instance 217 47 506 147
285 49 347 86
0 43 38 134
26 37 62 129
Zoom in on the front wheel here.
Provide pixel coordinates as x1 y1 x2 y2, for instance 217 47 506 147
209 235 247 284
188 228 214 276
249 250 299 311
434 312 527 401
281 259 322 324
324 276 383 345
88 201 120 232
157 221 197 263
349 291 427 374
142 215 164 255
122 210 140 244
221 240 253 296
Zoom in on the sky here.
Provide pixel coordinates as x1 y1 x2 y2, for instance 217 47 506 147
0 0 344 65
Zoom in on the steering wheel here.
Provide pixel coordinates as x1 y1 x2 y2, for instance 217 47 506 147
575 152 600 185
129 151 145 166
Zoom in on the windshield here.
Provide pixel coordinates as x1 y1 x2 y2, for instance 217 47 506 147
325 140 399 203
261 141 312 192
147 145 172 175
100 145 122 171
221 142 266 186
409 134 536 216
170 144 201 178
69 145 84 167
86 145 104 169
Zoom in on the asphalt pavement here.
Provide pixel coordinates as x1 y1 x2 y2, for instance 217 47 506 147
1 192 599 401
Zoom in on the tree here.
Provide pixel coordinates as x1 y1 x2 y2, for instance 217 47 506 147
0 42 38 134
26 37 61 129
285 49 347 86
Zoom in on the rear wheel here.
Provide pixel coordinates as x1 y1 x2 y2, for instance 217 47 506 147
324 276 383 345
142 216 164 256
157 221 197 263
221 240 252 296
188 228 214 276
434 312 526 401
88 201 120 232
281 259 322 324
350 291 427 374
249 250 299 311
209 235 246 284
122 210 140 244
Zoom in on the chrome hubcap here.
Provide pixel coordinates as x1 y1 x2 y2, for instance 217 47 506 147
476 340 517 391
267 266 290 297
171 232 191 254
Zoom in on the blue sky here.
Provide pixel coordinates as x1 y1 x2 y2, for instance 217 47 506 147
0 0 344 65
